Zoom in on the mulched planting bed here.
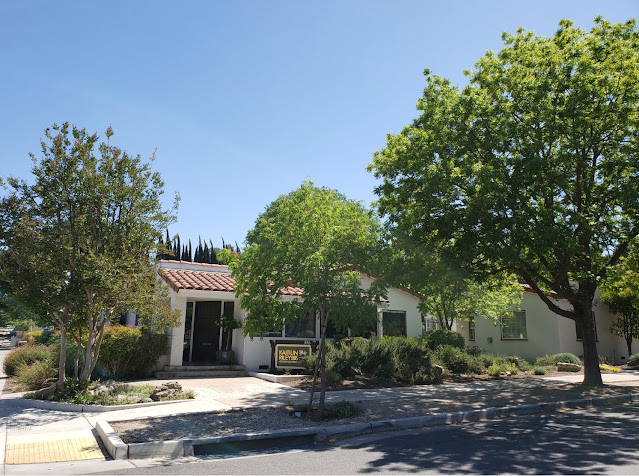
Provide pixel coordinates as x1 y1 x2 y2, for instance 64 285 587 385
109 381 637 444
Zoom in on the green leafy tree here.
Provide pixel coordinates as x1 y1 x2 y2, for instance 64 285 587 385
386 236 522 331
216 248 233 265
0 123 179 386
231 182 385 418
368 17 639 386
601 249 639 357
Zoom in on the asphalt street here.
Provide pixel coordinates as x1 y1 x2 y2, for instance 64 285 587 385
91 403 639 475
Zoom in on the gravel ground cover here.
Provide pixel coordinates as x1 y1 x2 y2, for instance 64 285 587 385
110 381 637 444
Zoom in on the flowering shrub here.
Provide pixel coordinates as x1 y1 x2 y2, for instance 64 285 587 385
3 344 54 376
599 364 620 372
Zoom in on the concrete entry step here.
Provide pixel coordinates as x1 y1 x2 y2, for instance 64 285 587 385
154 365 249 379
163 365 246 372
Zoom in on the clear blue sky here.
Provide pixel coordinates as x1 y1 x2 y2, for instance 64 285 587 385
1 1 637 249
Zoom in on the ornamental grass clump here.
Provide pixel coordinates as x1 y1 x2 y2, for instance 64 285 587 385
323 401 361 419
532 366 547 375
15 360 57 390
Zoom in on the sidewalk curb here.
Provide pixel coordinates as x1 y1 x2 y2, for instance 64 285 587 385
0 423 6 468
96 391 639 460
2 397 193 413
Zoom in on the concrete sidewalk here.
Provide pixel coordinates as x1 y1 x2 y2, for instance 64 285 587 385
1 342 638 474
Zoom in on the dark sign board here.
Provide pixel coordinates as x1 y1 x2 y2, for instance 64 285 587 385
275 344 312 369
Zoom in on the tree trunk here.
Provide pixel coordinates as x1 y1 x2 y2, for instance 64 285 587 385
626 337 633 360
317 302 327 420
579 307 603 387
306 344 321 421
56 324 67 390
79 318 107 381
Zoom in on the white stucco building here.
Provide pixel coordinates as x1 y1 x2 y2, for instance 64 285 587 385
459 286 636 365
156 260 426 373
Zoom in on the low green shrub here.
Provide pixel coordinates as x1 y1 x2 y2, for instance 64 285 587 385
493 355 532 371
95 326 169 379
8 318 39 332
3 344 54 376
466 345 486 356
35 329 57 346
629 353 639 367
47 378 90 402
325 369 342 386
535 353 582 366
433 345 485 375
421 329 465 351
479 354 495 368
306 336 441 384
324 401 361 419
15 360 56 390
43 380 194 405
598 354 614 365
487 361 518 377
532 366 547 375
25 330 42 343
487 363 502 377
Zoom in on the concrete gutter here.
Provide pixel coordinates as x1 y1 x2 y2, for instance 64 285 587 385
96 392 639 460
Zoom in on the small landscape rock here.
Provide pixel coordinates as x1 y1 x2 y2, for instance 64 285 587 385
151 381 183 401
557 362 582 372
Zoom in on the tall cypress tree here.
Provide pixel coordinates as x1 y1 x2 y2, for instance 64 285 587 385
188 240 193 262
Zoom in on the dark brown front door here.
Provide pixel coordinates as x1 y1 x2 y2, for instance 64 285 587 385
192 301 221 362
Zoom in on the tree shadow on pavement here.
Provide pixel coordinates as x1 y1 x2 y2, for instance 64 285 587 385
334 404 639 474
0 403 87 431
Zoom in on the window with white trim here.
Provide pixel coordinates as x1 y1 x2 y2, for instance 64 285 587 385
501 310 527 340
383 311 407 337
424 318 437 332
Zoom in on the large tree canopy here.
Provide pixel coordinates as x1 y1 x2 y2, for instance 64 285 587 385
384 233 522 331
231 182 385 417
368 17 639 386
0 123 179 385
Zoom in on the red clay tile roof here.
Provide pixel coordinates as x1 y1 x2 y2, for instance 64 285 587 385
158 268 305 296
